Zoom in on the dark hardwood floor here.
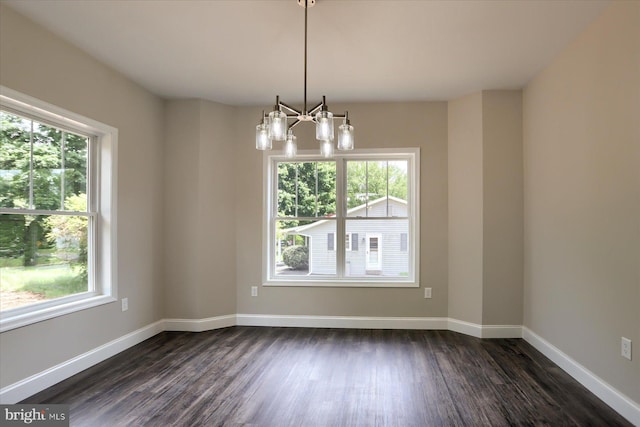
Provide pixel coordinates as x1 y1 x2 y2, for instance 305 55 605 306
24 327 631 427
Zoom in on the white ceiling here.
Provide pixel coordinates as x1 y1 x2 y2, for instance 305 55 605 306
4 0 611 106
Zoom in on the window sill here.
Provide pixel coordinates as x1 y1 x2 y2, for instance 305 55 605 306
263 280 419 288
0 294 116 333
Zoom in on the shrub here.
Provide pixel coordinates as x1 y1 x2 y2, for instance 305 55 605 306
282 245 309 270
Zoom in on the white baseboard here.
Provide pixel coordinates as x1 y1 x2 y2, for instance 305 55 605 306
446 318 522 338
0 320 165 404
235 315 521 338
236 313 448 330
523 327 640 426
164 314 236 332
447 318 483 337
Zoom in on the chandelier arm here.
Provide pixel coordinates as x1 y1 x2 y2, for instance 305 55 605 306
289 119 303 129
279 101 302 116
308 102 324 115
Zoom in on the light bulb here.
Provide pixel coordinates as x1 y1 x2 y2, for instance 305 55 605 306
284 131 297 158
320 140 334 158
338 122 354 150
315 110 334 141
268 110 287 141
255 122 271 150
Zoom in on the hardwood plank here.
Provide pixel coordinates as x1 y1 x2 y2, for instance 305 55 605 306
23 327 632 427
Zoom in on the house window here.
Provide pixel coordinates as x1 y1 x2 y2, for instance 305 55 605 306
345 232 358 252
265 148 419 287
328 233 335 251
0 87 117 332
328 233 358 252
400 233 408 252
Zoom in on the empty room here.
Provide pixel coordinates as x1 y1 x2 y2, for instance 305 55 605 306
0 0 638 425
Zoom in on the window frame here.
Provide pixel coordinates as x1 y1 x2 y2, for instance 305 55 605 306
263 148 420 288
0 86 117 332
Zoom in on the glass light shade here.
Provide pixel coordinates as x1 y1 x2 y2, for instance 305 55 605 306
256 122 271 150
284 131 297 158
337 123 354 150
320 140 334 158
315 110 334 141
268 110 287 141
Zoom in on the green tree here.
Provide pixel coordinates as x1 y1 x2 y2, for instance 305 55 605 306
346 160 407 209
277 160 408 220
0 214 26 258
1 111 88 266
44 194 88 278
277 161 336 224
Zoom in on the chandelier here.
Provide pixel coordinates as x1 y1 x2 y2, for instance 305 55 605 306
255 0 354 158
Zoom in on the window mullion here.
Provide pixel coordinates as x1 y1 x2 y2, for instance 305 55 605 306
364 161 369 217
29 119 34 209
386 160 389 216
295 163 299 218
315 162 318 217
335 158 345 278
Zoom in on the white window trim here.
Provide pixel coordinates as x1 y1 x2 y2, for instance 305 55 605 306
0 86 118 332
262 148 420 288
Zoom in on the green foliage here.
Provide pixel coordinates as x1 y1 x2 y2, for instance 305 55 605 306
44 194 88 279
0 214 26 258
44 194 88 251
346 160 407 209
276 160 408 225
282 245 309 270
278 162 336 217
0 112 88 211
1 111 88 269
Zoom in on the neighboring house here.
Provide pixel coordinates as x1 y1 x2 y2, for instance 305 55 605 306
283 196 409 277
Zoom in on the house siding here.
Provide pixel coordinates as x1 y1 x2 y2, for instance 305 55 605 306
294 199 409 277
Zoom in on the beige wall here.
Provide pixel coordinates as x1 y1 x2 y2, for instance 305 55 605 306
523 1 639 403
163 99 237 319
448 93 484 324
235 102 449 317
482 90 523 325
447 91 524 326
0 5 165 387
163 100 201 318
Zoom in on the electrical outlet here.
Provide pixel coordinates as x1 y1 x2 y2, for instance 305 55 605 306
424 287 432 299
251 286 258 297
121 297 128 312
621 337 632 360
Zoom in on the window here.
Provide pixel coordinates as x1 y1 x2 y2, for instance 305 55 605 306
328 233 358 252
400 233 408 252
345 232 358 252
0 87 117 332
264 148 419 287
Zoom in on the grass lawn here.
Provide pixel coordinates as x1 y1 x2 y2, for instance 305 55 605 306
0 263 87 300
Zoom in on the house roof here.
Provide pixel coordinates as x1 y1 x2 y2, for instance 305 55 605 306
282 195 407 235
